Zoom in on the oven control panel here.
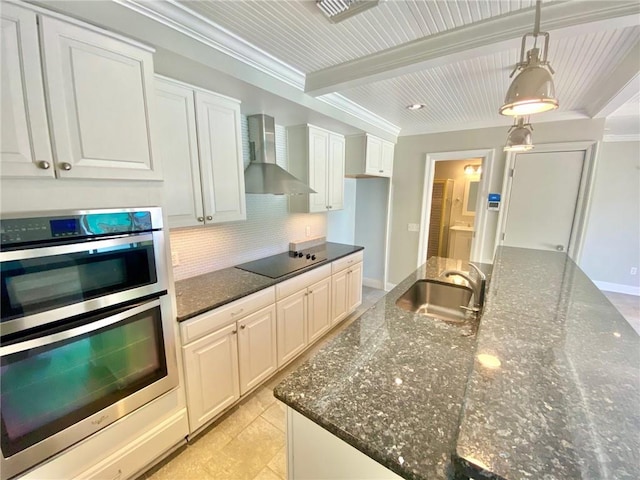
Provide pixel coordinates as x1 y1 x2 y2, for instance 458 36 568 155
0 209 157 246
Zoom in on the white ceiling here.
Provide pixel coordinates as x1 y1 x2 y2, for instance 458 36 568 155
177 0 640 136
33 0 640 139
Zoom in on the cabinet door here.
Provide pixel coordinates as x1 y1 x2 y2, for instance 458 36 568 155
238 305 277 396
276 289 308 368
39 16 161 180
307 276 332 344
364 135 383 176
347 262 363 313
381 140 394 177
327 134 345 211
0 4 53 178
182 323 239 433
308 127 329 213
195 91 246 224
331 269 349 326
155 78 204 228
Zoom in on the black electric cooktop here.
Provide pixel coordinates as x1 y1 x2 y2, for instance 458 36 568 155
235 246 328 279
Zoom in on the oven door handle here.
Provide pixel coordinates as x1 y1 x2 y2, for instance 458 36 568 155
0 298 161 356
0 233 154 262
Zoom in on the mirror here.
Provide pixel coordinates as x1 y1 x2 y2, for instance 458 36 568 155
462 178 479 216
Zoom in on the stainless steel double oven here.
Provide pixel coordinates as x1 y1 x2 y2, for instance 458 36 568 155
0 207 178 479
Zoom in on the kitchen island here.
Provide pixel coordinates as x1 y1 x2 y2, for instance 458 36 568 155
274 247 640 479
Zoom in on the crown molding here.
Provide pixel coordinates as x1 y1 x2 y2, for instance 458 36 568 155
318 94 401 138
603 134 640 142
116 0 305 89
116 0 401 138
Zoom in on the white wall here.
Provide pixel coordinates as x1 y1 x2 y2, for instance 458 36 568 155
170 118 326 281
354 178 389 288
326 178 356 244
580 141 640 293
388 118 606 284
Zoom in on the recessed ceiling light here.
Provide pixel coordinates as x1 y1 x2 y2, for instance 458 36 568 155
406 103 426 110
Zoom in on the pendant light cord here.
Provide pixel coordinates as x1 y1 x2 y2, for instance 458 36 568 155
533 0 541 36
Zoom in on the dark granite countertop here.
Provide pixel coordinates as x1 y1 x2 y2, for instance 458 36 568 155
274 257 482 479
174 242 364 322
455 247 640 480
273 247 640 480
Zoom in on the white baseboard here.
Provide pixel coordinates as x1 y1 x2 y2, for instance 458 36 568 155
385 282 397 292
363 277 385 290
594 281 640 296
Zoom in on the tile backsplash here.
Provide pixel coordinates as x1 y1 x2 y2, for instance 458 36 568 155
170 117 326 281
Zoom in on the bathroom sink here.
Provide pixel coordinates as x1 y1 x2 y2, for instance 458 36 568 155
395 279 474 323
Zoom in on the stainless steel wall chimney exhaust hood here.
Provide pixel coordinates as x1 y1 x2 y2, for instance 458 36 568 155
245 114 316 195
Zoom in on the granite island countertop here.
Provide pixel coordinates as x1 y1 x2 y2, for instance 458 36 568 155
274 247 640 480
174 242 364 322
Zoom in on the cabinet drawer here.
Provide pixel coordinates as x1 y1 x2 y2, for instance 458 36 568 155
180 287 275 344
332 251 364 274
276 264 331 300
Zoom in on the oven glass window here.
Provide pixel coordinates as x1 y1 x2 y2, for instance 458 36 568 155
1 241 157 322
0 304 167 457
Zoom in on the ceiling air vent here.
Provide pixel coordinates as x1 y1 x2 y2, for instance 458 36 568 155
316 0 380 23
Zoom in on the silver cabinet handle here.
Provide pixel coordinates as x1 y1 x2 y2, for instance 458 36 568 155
379 169 384 173
232 329 237 334
197 217 204 222
231 308 244 317
240 324 246 330
206 215 213 220
308 290 313 294
37 160 51 170
556 245 565 252
59 162 72 171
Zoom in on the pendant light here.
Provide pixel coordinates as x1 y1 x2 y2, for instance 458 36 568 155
504 117 534 152
499 0 558 116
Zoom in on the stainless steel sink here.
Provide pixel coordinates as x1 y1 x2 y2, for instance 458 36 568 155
395 279 474 323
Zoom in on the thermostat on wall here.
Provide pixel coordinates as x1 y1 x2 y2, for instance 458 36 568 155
487 193 501 211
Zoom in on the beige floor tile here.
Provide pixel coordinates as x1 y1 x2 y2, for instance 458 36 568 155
260 401 286 432
187 425 233 464
213 397 265 439
248 386 277 411
253 466 283 480
147 447 214 480
267 446 287 479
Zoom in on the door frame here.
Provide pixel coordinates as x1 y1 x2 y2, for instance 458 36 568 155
495 141 600 263
417 148 496 268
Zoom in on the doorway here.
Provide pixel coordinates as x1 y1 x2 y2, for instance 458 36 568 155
418 149 495 267
497 142 598 261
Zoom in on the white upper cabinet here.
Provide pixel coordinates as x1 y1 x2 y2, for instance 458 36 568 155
1 3 161 180
156 77 246 228
345 133 395 178
195 90 246 224
0 3 53 178
287 125 345 213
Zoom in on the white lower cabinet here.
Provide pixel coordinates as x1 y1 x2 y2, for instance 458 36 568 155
180 288 277 434
182 322 240 433
331 252 364 325
276 289 308 368
238 305 277 395
307 276 332 344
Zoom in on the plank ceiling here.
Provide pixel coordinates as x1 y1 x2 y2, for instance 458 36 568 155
179 0 640 135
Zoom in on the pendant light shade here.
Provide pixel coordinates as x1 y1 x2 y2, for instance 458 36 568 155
500 49 558 116
504 118 534 152
500 1 558 116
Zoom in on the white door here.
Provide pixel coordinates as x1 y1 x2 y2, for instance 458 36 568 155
182 323 239 433
381 141 395 177
40 16 161 180
327 133 345 210
348 263 363 312
331 269 349 325
307 277 332 344
195 90 246 223
276 290 308 368
0 4 53 178
155 78 203 228
308 127 329 213
365 135 383 175
237 305 277 395
503 150 585 254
